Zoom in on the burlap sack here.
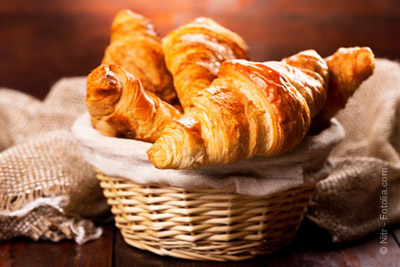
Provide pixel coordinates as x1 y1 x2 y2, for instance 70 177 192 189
307 58 400 242
0 78 109 244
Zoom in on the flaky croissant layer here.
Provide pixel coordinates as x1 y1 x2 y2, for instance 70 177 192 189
148 47 375 169
162 17 249 109
102 9 176 103
312 47 375 128
86 64 181 142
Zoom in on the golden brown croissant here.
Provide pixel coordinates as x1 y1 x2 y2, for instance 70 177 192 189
148 50 330 169
102 9 176 103
162 17 249 108
86 64 181 142
312 47 375 128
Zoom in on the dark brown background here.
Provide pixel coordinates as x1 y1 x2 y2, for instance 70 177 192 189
0 0 399 99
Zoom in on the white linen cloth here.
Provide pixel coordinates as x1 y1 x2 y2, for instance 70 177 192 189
72 113 344 196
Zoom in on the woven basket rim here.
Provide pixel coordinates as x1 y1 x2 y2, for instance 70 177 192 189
95 169 315 197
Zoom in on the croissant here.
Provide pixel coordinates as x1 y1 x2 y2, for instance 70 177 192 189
148 47 375 169
102 9 176 103
162 17 249 108
87 15 250 141
86 64 181 142
311 47 375 129
148 50 331 169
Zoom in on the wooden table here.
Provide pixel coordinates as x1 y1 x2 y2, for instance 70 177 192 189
1 0 400 266
1 221 399 266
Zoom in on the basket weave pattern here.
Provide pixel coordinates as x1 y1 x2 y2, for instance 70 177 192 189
97 172 315 261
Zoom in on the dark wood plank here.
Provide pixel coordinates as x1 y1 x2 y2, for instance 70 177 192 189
273 230 400 266
2 223 399 266
74 224 114 267
0 224 113 267
10 237 76 266
259 222 400 267
393 227 400 247
0 12 110 99
113 221 400 267
0 242 13 267
1 0 399 18
1 0 399 99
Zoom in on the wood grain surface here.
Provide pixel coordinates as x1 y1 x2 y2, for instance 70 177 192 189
1 221 399 266
0 225 114 267
0 0 399 98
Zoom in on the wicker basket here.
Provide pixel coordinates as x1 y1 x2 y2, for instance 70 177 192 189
96 171 315 261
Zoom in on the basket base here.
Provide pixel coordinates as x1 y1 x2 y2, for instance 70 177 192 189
119 227 297 261
97 172 315 261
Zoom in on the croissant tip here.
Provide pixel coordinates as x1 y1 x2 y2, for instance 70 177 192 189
85 64 125 117
357 47 375 74
104 66 119 86
114 9 143 21
147 143 173 169
87 65 122 95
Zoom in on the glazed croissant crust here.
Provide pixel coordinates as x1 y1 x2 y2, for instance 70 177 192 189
312 47 375 128
102 9 176 103
148 47 374 169
162 17 249 108
86 64 181 142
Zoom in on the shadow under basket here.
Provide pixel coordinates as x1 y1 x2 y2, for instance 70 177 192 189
96 171 315 261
